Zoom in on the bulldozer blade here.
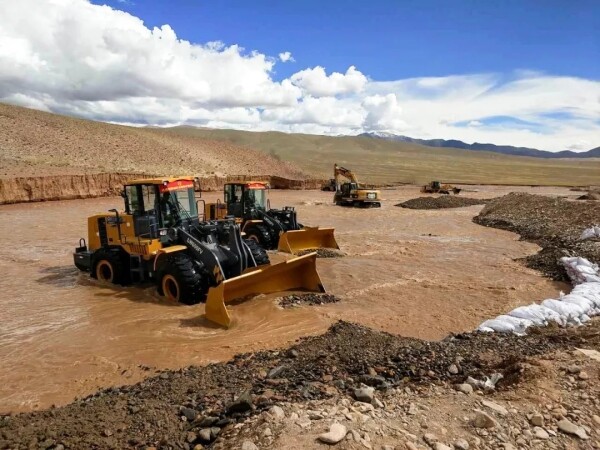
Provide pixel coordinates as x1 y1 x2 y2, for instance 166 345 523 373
204 252 325 328
277 228 339 254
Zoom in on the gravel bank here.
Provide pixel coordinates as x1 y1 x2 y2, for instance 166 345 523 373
397 196 491 210
1 320 597 449
278 293 341 308
474 192 600 280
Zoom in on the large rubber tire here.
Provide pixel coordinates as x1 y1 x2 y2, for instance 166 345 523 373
91 248 129 285
243 238 270 266
156 253 208 305
244 224 275 250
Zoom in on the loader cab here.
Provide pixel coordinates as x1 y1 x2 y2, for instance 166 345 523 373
224 182 268 219
123 178 198 237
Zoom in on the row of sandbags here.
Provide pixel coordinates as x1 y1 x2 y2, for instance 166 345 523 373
478 256 600 334
580 226 600 241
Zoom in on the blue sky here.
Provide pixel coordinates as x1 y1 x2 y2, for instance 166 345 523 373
1 0 599 151
102 0 599 81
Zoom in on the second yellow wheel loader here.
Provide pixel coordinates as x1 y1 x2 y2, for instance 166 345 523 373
73 177 325 328
202 181 339 254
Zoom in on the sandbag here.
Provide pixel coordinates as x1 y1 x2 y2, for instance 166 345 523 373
580 226 600 241
508 304 564 326
541 299 585 323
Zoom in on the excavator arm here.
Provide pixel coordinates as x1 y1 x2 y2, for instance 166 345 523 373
334 163 359 185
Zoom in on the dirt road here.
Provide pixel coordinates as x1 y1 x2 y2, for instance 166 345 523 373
0 185 574 413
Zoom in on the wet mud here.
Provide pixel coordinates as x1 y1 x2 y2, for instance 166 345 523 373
0 185 575 413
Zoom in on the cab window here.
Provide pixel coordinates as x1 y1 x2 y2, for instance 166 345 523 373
125 185 141 214
141 185 157 214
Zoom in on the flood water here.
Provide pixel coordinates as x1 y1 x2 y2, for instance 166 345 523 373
0 186 572 412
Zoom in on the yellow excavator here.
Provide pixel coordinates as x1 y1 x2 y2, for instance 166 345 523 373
73 177 325 328
201 181 339 254
333 164 381 207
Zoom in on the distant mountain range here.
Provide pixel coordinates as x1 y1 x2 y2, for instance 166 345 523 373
358 132 600 159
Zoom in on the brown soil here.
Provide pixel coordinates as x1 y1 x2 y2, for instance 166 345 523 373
0 103 304 179
396 196 491 210
1 320 597 450
0 174 326 205
0 186 574 414
475 192 600 280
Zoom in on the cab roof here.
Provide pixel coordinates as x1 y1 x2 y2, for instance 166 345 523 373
224 181 269 186
127 177 195 186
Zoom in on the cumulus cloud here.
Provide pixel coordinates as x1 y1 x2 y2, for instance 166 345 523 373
0 0 300 113
278 51 294 63
0 0 598 151
290 66 368 97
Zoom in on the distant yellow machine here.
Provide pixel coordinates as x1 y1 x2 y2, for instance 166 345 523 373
421 181 461 195
201 180 339 254
73 177 325 328
332 164 381 207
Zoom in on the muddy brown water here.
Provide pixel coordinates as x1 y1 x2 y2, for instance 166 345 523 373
0 185 573 413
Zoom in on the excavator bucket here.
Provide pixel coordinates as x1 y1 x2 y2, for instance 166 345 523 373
277 227 339 254
204 252 325 328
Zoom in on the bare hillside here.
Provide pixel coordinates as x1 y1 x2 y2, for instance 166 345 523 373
166 127 600 186
0 103 305 179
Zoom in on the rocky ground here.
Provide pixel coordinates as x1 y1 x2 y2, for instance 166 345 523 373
277 293 341 308
1 320 598 450
296 248 346 258
396 197 490 210
475 193 600 281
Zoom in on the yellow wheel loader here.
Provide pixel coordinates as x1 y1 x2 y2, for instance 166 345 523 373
421 181 461 195
202 181 339 254
73 177 325 328
333 164 381 207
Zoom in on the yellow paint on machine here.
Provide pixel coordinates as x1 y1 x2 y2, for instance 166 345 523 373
204 252 325 328
277 227 339 254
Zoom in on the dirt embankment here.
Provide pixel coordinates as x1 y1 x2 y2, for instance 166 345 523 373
0 174 326 204
1 320 597 450
475 192 600 280
396 196 491 210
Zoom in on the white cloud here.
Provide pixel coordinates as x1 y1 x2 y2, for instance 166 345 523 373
0 0 300 110
278 51 294 63
0 0 598 152
290 66 368 97
362 94 406 131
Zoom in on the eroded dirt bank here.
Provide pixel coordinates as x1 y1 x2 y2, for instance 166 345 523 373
0 185 576 414
0 174 325 204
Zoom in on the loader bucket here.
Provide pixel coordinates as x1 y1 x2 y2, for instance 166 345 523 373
204 252 325 328
277 227 339 254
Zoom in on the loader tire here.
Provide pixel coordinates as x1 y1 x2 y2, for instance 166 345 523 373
157 253 208 305
244 224 274 250
91 248 129 285
243 238 270 266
